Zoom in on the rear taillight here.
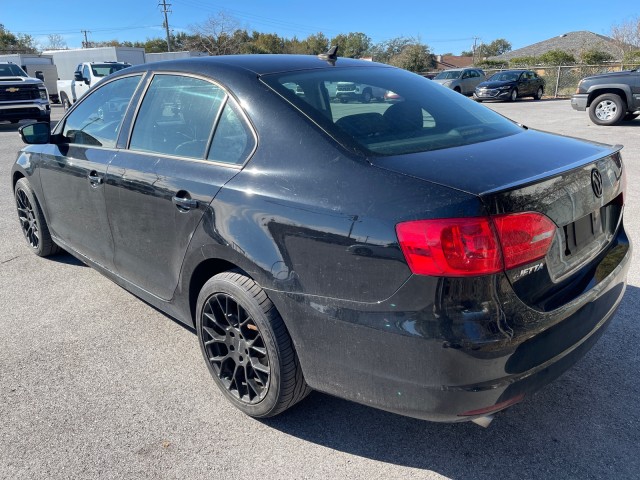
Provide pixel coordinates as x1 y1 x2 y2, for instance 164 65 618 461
396 212 556 277
491 212 555 270
395 217 501 276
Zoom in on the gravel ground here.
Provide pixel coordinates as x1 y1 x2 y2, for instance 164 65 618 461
0 99 639 480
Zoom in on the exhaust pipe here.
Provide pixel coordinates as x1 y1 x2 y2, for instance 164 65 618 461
471 415 494 428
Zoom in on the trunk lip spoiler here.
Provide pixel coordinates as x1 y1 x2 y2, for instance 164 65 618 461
479 144 623 197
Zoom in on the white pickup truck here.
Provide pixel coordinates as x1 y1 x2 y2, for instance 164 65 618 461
57 61 131 109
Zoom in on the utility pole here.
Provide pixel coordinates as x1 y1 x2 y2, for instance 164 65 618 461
472 36 480 65
158 0 172 52
81 30 91 48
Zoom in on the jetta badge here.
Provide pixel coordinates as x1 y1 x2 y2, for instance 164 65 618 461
591 169 603 198
6 87 19 93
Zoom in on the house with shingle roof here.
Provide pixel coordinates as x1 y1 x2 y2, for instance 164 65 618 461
489 31 625 62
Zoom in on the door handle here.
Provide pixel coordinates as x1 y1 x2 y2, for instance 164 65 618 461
88 171 103 186
172 195 199 211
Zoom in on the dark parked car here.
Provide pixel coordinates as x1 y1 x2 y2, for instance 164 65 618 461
475 70 545 102
12 54 630 425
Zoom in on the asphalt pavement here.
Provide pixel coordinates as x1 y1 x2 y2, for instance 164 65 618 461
1 100 639 480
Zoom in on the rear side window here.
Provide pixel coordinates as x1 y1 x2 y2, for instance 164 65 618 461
129 74 226 158
208 99 256 165
61 74 142 148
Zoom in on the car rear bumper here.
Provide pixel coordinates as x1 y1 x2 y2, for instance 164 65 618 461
268 227 631 422
571 94 588 111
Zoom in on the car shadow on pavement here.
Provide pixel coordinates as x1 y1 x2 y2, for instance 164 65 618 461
262 284 640 479
49 251 87 267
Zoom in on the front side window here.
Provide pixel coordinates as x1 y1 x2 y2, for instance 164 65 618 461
61 75 142 148
129 74 225 159
262 66 522 156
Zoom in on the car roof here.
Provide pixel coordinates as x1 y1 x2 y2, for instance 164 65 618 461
126 54 389 77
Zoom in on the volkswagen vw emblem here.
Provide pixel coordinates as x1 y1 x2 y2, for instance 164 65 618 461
591 169 603 198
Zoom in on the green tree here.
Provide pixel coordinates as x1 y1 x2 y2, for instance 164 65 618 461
369 36 414 63
580 49 614 64
389 43 433 72
538 49 575 65
478 38 512 57
0 24 38 53
299 32 329 55
622 49 640 64
330 32 371 58
247 31 286 54
509 56 539 67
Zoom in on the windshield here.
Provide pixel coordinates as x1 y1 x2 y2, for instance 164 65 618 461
91 64 130 77
262 66 522 156
488 71 521 82
0 64 27 77
434 70 462 80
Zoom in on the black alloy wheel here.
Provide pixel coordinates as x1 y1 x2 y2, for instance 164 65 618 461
196 270 310 417
14 178 60 257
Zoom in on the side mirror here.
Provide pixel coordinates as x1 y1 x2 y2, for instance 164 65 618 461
19 122 51 145
74 71 83 81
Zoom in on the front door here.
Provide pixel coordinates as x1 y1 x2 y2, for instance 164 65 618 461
39 74 143 269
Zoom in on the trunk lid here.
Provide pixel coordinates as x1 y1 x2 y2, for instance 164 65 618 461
372 129 626 309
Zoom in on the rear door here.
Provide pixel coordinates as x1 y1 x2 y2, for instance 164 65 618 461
105 73 256 300
38 73 143 269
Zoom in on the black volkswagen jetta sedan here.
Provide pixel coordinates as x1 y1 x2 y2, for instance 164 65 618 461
475 69 545 102
12 54 630 424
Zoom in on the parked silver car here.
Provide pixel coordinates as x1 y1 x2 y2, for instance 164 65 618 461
433 68 485 95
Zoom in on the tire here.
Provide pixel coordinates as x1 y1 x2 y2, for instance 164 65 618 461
623 113 639 121
361 89 372 103
454 87 461 93
14 178 60 257
534 87 543 100
61 93 71 110
509 88 518 102
589 93 625 126
196 270 311 418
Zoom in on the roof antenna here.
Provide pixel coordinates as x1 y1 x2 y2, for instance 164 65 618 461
318 45 339 63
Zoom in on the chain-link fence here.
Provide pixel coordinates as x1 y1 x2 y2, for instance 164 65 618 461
482 64 640 98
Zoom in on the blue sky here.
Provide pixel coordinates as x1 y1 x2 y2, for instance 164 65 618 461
2 0 637 55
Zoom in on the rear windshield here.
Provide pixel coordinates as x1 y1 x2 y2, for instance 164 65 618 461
262 66 522 156
91 64 130 77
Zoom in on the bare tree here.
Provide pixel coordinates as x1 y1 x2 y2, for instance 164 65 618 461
610 16 640 54
187 12 244 55
45 33 67 50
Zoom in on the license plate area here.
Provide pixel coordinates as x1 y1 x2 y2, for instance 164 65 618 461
562 195 622 259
